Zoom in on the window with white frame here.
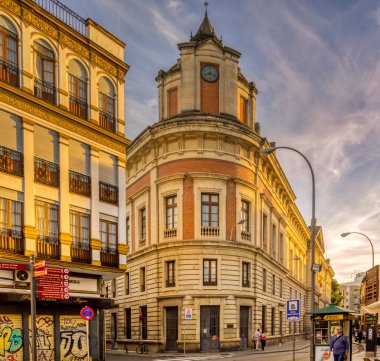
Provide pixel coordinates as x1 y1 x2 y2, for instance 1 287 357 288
164 195 177 238
201 193 219 236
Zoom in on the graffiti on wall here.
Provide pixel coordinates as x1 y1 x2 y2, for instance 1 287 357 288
29 315 55 361
60 316 88 360
0 314 23 361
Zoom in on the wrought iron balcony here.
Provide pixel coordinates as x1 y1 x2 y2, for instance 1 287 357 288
99 181 118 205
241 230 251 241
99 110 116 132
34 157 60 187
37 236 60 259
34 78 56 105
71 242 91 264
32 0 87 36
0 228 24 254
69 170 91 196
69 96 88 119
0 58 19 87
100 246 119 268
0 145 23 177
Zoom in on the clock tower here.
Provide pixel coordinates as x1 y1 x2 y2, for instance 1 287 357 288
156 7 258 128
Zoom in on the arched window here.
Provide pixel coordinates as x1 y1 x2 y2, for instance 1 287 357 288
69 59 88 119
98 77 116 132
0 16 18 87
34 39 56 104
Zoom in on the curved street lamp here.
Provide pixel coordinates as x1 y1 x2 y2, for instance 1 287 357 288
229 219 245 241
260 145 317 361
341 232 374 268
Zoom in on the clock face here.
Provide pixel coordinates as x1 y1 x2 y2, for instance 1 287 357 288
201 65 218 83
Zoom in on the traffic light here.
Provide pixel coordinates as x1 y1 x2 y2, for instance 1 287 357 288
369 314 374 322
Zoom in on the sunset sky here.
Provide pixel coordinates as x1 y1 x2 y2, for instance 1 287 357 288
63 0 380 281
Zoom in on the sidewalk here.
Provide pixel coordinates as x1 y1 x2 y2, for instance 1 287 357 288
352 344 379 361
106 339 310 358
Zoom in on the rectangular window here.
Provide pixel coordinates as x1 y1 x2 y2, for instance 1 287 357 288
166 261 175 287
36 200 59 241
166 196 177 229
0 197 23 253
263 268 267 292
139 207 146 244
272 224 277 257
262 213 268 250
100 219 117 251
271 307 275 335
203 259 217 285
279 232 284 264
168 87 178 117
201 193 219 227
272 274 276 295
280 279 283 298
140 267 146 292
125 308 131 339
239 96 248 124
112 278 116 298
279 311 283 336
241 200 250 240
126 216 130 246
125 272 130 295
70 211 90 248
242 262 250 287
140 306 148 340
261 305 266 332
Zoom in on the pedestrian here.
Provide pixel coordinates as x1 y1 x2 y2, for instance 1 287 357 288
252 328 261 350
358 330 363 344
329 326 349 361
260 330 267 351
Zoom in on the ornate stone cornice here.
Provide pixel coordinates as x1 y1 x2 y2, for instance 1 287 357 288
117 243 128 255
0 84 128 153
90 238 101 251
60 232 72 245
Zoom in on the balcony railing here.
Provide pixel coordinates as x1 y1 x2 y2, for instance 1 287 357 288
0 58 19 87
242 280 250 288
0 229 24 254
71 242 91 264
99 181 118 205
34 78 56 105
34 157 60 187
241 230 251 241
203 277 217 286
69 96 88 119
37 236 60 259
100 246 119 268
0 146 23 177
166 278 175 287
201 226 220 237
164 228 177 238
69 170 91 196
32 0 87 36
99 111 116 132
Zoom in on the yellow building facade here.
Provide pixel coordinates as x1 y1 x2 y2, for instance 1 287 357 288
0 0 129 360
107 11 334 353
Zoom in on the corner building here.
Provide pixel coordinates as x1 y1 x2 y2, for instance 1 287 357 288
108 12 334 352
0 0 129 360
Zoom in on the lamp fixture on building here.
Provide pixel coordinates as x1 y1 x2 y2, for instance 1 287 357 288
229 219 245 241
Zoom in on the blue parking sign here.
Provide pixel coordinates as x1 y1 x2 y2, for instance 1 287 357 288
286 299 300 321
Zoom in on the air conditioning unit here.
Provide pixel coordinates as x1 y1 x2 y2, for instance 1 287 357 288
14 270 31 283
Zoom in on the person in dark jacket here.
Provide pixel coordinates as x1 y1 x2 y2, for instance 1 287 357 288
358 329 363 344
329 326 349 361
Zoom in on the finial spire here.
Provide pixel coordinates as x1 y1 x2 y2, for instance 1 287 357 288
204 1 208 15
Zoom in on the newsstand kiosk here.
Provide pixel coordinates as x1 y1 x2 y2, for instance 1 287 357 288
310 305 354 361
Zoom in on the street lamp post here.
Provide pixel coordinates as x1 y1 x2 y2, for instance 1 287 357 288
341 232 374 268
260 146 316 361
229 219 245 241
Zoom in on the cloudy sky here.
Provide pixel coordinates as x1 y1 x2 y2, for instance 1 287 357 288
62 0 380 282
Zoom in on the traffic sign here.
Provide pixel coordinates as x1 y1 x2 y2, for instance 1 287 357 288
37 279 69 287
80 306 95 320
37 285 69 293
286 299 301 321
33 260 46 270
184 307 193 320
0 262 28 271
37 291 70 300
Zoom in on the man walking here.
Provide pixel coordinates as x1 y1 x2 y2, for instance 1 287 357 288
252 329 261 351
329 326 349 361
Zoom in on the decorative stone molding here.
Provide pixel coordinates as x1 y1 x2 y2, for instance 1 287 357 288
90 238 102 250
24 225 37 240
60 232 72 245
117 243 128 255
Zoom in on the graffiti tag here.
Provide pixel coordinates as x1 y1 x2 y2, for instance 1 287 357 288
0 327 23 357
60 331 87 360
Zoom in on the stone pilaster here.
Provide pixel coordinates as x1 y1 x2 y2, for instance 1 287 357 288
117 157 127 268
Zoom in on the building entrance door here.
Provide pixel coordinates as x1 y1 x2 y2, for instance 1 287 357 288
200 306 220 351
110 313 117 347
240 306 250 349
166 307 178 351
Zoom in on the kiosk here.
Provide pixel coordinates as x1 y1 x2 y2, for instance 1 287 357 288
310 305 354 361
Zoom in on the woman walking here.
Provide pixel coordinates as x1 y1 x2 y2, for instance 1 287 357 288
260 330 267 351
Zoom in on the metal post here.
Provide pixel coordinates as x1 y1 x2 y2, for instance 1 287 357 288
30 255 37 361
87 320 90 361
183 325 186 355
293 322 296 361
